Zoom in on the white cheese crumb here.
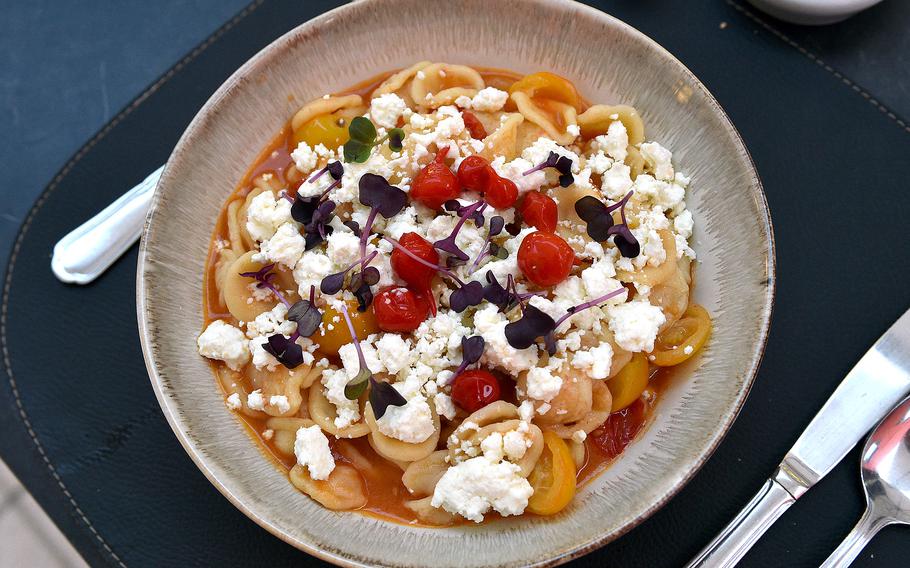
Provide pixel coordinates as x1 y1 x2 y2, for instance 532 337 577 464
464 87 509 112
269 395 291 414
433 393 457 420
593 121 628 162
197 320 250 371
571 342 615 380
253 222 305 268
375 333 413 375
370 93 409 129
525 366 563 402
290 141 318 174
245 191 293 243
376 388 435 443
225 393 242 410
246 389 265 411
262 429 274 440
502 431 528 460
431 455 533 522
608 300 666 352
321 368 360 428
294 425 336 480
640 141 675 181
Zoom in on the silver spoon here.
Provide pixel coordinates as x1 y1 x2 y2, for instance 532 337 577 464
820 394 910 567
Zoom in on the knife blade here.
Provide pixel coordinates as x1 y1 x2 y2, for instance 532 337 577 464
687 307 910 567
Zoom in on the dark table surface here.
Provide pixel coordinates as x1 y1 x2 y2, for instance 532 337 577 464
2 1 909 566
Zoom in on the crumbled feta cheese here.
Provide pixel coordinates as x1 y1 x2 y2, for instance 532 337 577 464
640 142 674 181
518 400 535 423
370 93 409 129
490 156 545 195
601 162 634 200
376 387 435 443
269 395 291 414
325 230 362 269
375 333 413 375
566 123 581 138
197 320 250 370
293 250 333 296
593 120 628 161
571 342 614 380
580 259 625 299
474 304 539 372
245 191 293 243
294 425 335 480
433 393 457 420
522 137 579 173
321 368 360 428
525 366 563 402
247 389 265 411
245 303 295 339
253 222 305 268
290 141 318 174
225 393 242 410
608 300 666 352
502 431 528 460
262 429 274 440
249 336 280 370
431 455 533 522
463 87 509 112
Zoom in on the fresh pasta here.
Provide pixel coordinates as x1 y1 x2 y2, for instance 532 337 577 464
197 63 712 525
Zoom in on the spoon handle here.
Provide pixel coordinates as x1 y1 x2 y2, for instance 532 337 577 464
819 507 890 568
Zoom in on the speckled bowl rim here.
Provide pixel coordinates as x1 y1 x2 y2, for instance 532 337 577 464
137 1 775 565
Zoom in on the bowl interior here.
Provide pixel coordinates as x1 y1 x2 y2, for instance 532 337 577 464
138 0 773 566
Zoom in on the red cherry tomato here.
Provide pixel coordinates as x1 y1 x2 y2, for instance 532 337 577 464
373 287 431 332
461 110 488 140
457 155 494 193
451 369 501 413
517 231 575 287
485 175 519 209
589 399 646 460
519 191 558 232
410 146 460 209
390 232 439 315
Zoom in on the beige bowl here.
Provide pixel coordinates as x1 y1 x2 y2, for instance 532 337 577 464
138 0 774 565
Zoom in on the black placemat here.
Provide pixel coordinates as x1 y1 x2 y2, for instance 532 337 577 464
2 1 909 566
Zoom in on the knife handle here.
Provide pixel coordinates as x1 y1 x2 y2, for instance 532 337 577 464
686 477 795 567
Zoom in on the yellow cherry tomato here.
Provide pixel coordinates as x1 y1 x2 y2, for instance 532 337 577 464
527 431 576 516
509 71 581 110
609 352 649 412
315 300 379 357
650 304 712 367
292 113 349 150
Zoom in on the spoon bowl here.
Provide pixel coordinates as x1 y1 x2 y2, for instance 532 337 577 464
821 394 910 567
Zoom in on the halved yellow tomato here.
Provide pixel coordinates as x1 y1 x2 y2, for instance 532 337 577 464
292 113 349 150
508 72 581 111
609 352 649 412
650 304 712 367
315 300 379 357
527 431 576 515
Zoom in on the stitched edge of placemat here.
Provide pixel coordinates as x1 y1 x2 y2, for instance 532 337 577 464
728 0 910 134
1 1 908 566
0 1 265 565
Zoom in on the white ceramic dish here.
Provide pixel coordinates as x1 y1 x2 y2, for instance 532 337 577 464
748 0 884 25
138 0 775 565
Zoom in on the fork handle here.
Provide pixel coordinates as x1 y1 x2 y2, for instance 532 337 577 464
819 507 890 568
51 165 163 285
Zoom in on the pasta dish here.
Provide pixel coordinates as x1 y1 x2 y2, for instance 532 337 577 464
196 62 711 524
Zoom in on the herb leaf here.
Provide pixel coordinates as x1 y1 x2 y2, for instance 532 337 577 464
348 116 377 143
344 368 371 399
262 333 305 369
287 300 322 337
388 128 405 152
504 305 556 350
359 173 407 218
449 280 485 313
370 377 408 420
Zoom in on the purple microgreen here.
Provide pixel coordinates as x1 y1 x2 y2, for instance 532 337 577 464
522 151 575 187
307 160 345 184
321 251 379 294
349 266 380 312
469 215 506 271
343 220 361 236
449 280 484 313
359 174 407 218
287 286 322 337
433 200 486 261
504 287 627 352
450 335 486 382
338 303 406 417
369 378 408 420
239 263 292 308
574 191 639 258
489 242 509 260
443 199 485 226
482 271 540 311
262 333 304 369
296 199 337 251
504 221 522 236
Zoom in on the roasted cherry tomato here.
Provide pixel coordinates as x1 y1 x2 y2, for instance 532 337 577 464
527 431 576 516
485 175 519 210
650 304 712 367
451 369 501 413
509 71 581 110
410 146 460 209
519 191 558 232
590 399 646 461
461 110 488 139
373 287 431 332
517 231 575 287
456 154 493 193
609 353 649 412
292 113 349 149
390 232 439 315
316 299 379 356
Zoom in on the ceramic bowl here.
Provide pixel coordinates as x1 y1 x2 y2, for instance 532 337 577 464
138 0 775 565
747 0 884 25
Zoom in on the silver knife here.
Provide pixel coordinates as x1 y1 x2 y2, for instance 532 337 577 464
688 307 910 567
51 165 163 284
